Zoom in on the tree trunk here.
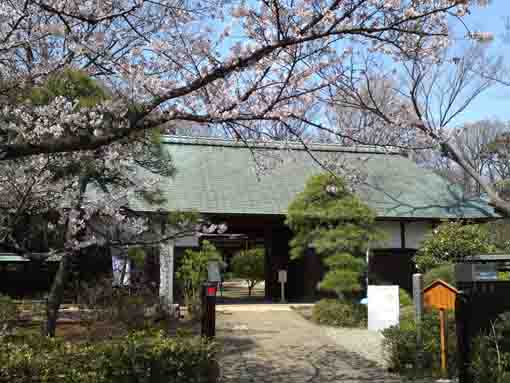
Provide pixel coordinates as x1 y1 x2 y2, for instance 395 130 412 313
248 284 252 296
44 253 71 337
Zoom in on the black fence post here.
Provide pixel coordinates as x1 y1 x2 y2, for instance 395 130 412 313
456 291 472 383
201 282 217 338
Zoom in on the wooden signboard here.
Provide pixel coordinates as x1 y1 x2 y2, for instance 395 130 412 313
424 279 458 311
423 279 459 378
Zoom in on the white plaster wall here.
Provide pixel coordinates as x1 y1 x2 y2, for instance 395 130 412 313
405 221 434 249
373 221 402 249
373 220 435 249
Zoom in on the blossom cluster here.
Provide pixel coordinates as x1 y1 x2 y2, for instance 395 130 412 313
0 0 491 253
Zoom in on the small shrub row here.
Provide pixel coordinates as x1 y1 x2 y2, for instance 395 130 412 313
0 294 18 337
470 311 510 383
382 309 457 376
0 331 218 383
399 288 413 308
312 299 367 328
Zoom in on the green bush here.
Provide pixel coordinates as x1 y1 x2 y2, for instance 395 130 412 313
382 309 457 376
414 222 496 273
312 299 367 328
0 331 217 383
0 294 17 336
399 289 413 308
470 311 510 383
176 241 222 321
423 264 456 288
471 334 510 383
78 279 163 333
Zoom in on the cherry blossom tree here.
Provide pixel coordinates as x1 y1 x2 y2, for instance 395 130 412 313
0 0 487 159
0 70 199 336
0 0 498 333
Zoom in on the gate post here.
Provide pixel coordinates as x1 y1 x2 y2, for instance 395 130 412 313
412 273 424 371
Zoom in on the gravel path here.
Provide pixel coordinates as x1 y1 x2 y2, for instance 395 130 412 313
291 304 389 368
323 326 389 368
217 306 401 383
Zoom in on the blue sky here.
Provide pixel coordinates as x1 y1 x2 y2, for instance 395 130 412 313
451 0 510 125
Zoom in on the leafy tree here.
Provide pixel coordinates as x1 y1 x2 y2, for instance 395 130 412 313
423 264 456 288
28 69 109 108
176 240 222 319
414 221 497 273
286 173 381 298
230 248 265 296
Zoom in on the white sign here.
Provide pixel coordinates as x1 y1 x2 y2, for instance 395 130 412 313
368 285 399 331
278 270 287 283
207 261 221 283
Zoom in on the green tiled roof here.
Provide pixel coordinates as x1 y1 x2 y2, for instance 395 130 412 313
0 253 61 262
129 136 498 219
0 254 28 262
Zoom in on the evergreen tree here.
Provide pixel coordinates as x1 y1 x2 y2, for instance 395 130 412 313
286 173 381 298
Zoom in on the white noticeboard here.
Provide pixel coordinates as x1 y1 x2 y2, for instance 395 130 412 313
368 285 399 331
207 261 221 283
278 270 287 283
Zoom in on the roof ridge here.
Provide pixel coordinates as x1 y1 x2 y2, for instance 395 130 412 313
160 135 406 155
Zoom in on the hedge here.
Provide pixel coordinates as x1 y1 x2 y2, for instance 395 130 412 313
0 331 218 383
312 299 367 328
382 309 457 376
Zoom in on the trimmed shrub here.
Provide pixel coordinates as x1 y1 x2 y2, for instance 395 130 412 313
0 331 218 383
312 299 367 328
399 288 413 308
382 309 457 376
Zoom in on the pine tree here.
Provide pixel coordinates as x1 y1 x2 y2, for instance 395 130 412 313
286 173 381 298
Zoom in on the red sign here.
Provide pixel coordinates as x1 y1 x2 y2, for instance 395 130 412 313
206 286 217 297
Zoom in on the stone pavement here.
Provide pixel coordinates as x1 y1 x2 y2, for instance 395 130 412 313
217 306 403 383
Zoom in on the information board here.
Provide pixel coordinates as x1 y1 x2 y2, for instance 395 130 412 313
207 261 221 283
368 285 399 331
278 270 287 283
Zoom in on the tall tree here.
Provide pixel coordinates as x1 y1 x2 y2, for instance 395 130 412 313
286 173 380 297
323 40 510 214
231 248 265 296
0 70 198 336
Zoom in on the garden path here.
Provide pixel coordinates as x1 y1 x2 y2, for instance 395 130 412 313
217 307 403 383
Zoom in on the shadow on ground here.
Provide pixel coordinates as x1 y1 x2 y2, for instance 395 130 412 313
219 338 402 383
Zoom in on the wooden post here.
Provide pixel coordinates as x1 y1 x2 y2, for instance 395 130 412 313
440 308 447 377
